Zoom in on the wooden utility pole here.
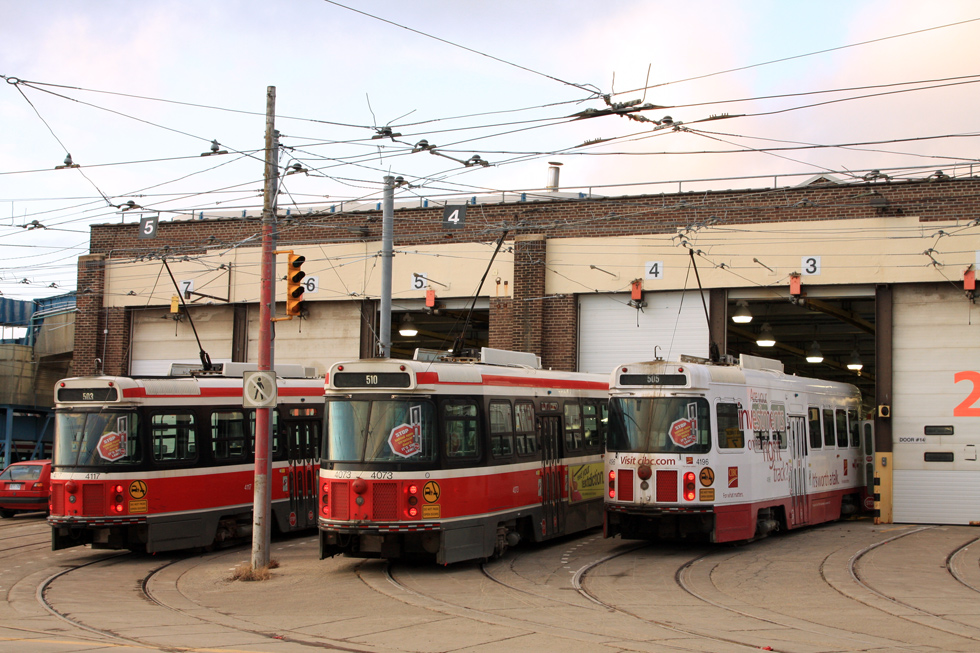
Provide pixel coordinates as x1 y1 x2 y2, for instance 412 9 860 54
251 85 277 569
379 175 394 357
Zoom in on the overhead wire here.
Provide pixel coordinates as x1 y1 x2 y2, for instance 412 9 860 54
613 16 980 96
319 0 602 97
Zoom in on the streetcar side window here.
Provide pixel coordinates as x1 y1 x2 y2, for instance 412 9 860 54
583 402 603 451
489 400 515 458
443 401 480 459
514 401 537 456
211 411 248 462
752 399 769 445
835 409 848 448
717 402 743 449
563 402 583 452
822 408 835 448
771 403 787 450
808 407 822 449
848 409 860 448
151 413 197 463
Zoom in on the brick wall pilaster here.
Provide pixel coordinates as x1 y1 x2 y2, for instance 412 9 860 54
488 298 513 351
512 235 546 356
72 254 105 377
541 295 577 371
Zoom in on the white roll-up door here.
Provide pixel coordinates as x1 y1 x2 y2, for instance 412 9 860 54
892 283 980 524
252 301 361 374
577 291 709 374
131 306 235 375
130 301 362 376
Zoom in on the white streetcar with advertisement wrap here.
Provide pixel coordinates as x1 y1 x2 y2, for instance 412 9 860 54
605 354 873 543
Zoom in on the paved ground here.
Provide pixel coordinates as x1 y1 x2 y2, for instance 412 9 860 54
2 515 980 652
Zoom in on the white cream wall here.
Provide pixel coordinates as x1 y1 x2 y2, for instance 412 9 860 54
103 241 515 308
546 215 980 294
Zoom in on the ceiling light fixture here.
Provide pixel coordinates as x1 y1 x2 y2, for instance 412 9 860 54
398 314 418 337
756 323 775 347
731 300 753 324
805 341 824 363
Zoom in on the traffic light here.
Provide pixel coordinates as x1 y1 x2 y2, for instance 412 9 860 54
286 253 306 317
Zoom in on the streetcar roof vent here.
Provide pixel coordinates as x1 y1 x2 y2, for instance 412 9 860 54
170 362 318 378
680 354 711 365
413 348 452 362
480 347 542 369
739 353 784 373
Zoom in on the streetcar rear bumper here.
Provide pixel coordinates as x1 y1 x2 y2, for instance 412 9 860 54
48 515 148 551
605 503 714 540
318 518 443 560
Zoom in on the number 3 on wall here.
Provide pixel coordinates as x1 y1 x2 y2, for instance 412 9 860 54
953 371 980 416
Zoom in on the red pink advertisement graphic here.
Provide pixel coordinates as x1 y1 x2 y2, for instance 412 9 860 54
96 417 129 462
668 402 699 448
388 405 423 458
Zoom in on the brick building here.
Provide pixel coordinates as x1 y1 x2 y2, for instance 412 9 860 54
70 173 980 525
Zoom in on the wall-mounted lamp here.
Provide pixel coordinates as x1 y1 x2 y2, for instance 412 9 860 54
398 314 418 337
805 341 824 363
731 300 753 324
756 323 775 347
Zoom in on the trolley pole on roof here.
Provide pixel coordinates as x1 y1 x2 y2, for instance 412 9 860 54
251 85 277 570
379 175 394 357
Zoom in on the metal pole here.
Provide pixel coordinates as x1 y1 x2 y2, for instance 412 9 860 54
251 85 277 570
379 175 394 358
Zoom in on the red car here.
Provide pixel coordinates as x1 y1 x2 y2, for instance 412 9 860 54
0 459 52 518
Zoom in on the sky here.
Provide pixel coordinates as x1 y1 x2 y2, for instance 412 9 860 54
2 0 979 304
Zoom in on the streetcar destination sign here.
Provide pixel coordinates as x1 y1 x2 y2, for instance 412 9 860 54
619 373 687 386
57 387 119 402
332 372 411 388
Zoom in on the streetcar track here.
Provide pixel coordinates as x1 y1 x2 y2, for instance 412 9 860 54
572 544 799 653
35 551 137 643
382 544 777 653
136 544 370 651
673 547 918 652
839 525 980 642
945 536 980 593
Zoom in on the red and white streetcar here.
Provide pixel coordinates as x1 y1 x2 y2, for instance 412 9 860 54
49 363 323 552
318 348 609 564
605 354 872 543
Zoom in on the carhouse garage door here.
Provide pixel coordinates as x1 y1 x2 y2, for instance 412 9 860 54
891 283 980 524
577 291 709 374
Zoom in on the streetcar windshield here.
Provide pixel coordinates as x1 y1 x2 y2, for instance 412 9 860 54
608 397 711 454
55 411 141 467
326 400 437 463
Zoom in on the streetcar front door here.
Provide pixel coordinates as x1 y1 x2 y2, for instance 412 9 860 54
539 415 564 538
283 410 321 530
788 413 809 526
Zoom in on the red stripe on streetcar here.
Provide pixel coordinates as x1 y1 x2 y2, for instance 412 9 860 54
122 386 320 399
415 372 606 390
480 374 608 390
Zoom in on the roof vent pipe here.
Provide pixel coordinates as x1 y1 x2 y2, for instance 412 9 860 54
547 161 562 191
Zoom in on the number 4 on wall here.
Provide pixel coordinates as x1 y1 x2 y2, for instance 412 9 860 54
645 261 664 280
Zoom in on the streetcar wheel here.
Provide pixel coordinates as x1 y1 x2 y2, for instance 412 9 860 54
0 509 15 518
